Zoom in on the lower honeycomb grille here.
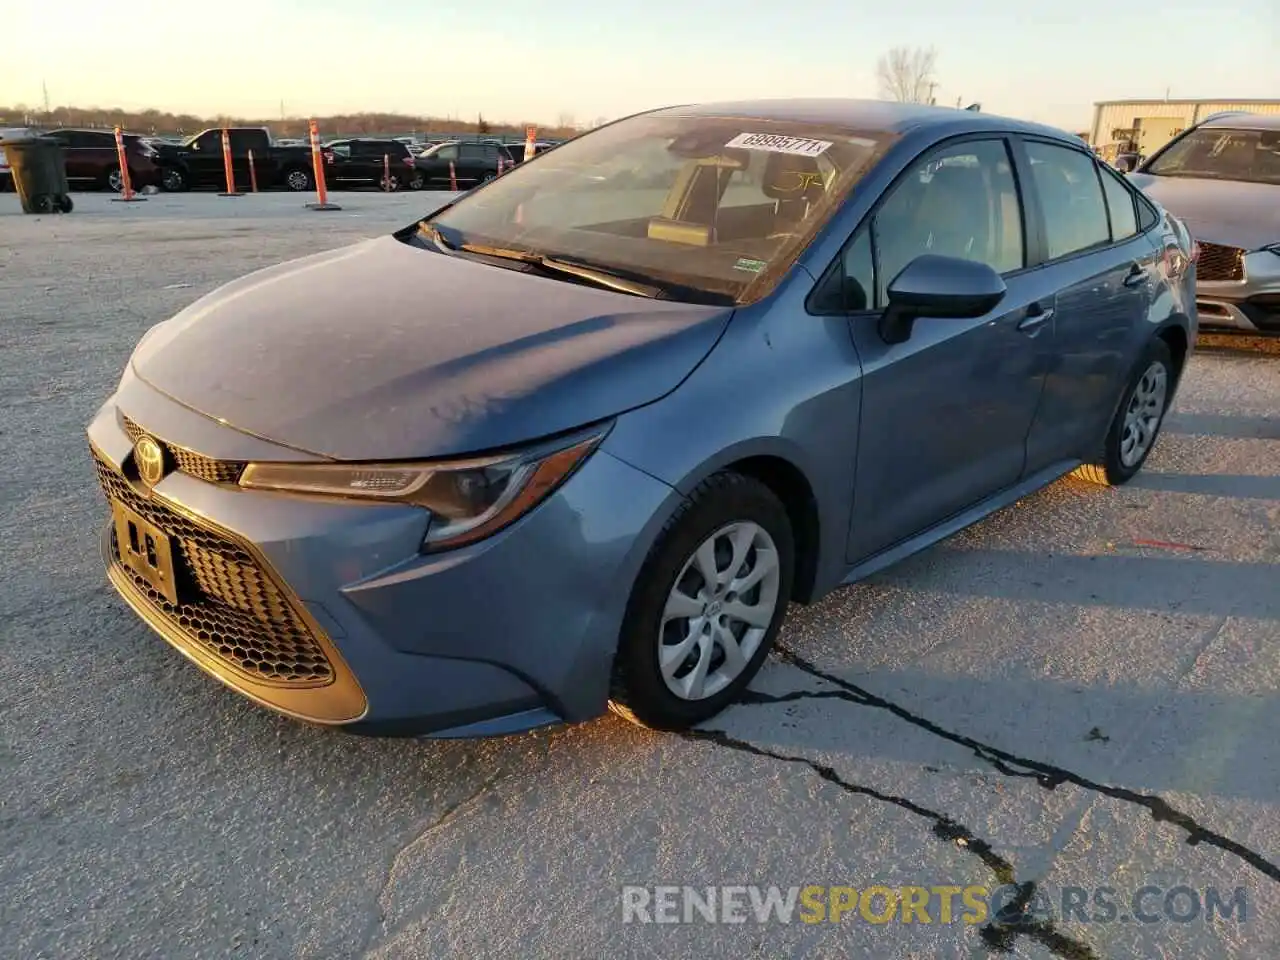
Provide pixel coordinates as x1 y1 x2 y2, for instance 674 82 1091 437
93 447 333 686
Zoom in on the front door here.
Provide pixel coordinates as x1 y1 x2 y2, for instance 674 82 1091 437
185 130 224 188
845 137 1053 562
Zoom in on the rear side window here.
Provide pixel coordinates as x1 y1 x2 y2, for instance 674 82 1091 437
1025 141 1110 259
1098 164 1138 240
1136 193 1159 232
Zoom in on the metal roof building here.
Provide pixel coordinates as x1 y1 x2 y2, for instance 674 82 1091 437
1089 98 1280 156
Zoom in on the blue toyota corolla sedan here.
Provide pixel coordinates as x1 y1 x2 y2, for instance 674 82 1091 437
88 99 1197 737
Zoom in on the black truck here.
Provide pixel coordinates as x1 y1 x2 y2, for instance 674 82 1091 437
151 127 315 192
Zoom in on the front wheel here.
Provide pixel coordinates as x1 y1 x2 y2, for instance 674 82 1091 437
160 166 187 192
106 166 126 192
609 473 795 730
1073 338 1174 486
284 167 313 192
408 172 425 190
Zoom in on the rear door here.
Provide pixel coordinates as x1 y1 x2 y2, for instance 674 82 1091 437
1015 138 1162 473
838 137 1059 562
228 129 269 187
458 142 488 183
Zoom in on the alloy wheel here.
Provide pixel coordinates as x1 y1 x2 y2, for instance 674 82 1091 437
108 168 124 192
659 522 781 701
286 170 310 191
1119 361 1168 467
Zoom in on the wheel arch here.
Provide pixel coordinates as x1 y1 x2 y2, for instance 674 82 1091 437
1154 320 1190 389
661 440 825 604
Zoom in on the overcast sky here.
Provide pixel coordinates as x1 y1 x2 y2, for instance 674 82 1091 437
6 0 1278 130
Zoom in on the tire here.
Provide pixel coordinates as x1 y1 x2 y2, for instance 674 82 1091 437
160 166 187 192
408 172 425 190
609 472 795 730
57 195 73 213
480 171 496 184
105 166 125 192
284 167 313 192
381 174 400 192
1072 338 1174 486
32 194 55 213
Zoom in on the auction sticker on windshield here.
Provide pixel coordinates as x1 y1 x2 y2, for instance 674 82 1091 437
725 133 833 156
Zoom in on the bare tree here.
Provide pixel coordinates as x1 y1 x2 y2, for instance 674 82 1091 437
556 111 576 131
875 46 938 104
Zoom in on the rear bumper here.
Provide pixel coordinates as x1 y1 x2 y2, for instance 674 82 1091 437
87 386 682 737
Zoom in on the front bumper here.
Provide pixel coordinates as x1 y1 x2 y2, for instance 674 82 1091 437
1195 249 1280 334
87 383 681 737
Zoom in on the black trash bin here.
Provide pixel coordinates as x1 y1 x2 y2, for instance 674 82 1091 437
3 136 73 214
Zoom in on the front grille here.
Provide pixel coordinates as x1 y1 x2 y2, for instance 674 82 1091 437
1196 242 1245 282
93 447 333 686
120 415 245 484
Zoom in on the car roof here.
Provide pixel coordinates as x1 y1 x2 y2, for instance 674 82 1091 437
647 97 1078 143
1198 112 1280 131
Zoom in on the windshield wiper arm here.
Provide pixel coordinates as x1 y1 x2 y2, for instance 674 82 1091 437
457 242 661 298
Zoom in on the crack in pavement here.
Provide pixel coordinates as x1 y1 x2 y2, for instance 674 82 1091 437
758 644 1280 884
683 727 1098 959
356 769 508 959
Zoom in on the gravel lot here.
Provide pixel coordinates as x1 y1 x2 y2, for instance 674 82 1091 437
2 191 1278 960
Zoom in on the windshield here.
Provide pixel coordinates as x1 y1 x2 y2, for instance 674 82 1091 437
425 114 894 304
1145 127 1280 184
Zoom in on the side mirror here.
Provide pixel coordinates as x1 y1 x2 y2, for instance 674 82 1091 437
879 254 1007 345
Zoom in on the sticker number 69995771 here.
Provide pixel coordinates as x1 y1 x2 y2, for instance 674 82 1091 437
724 133 834 156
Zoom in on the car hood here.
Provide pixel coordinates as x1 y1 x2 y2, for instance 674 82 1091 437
1128 174 1280 249
131 235 733 460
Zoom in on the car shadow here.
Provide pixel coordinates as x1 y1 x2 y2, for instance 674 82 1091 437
1161 412 1279 440
1126 471 1280 501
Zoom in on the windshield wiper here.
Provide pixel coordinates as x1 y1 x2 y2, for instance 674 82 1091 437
456 242 662 298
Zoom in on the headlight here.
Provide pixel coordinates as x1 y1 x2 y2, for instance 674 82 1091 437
239 427 609 551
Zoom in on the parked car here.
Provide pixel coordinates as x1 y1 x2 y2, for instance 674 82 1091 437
322 138 421 190
412 140 514 188
1129 112 1280 335
150 127 314 192
39 128 163 192
88 99 1195 737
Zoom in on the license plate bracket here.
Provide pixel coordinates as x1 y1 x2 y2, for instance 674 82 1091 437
111 501 179 606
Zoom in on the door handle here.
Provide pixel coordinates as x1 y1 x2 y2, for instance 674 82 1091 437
1122 263 1147 287
1017 302 1054 333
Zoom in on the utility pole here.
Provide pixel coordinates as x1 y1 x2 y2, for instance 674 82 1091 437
927 81 938 105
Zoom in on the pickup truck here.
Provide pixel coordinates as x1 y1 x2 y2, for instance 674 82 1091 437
150 127 315 192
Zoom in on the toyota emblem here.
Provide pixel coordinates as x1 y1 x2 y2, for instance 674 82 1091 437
134 435 166 487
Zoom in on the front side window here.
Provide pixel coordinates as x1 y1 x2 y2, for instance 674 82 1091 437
428 114 896 304
1025 141 1110 260
873 140 1024 304
1145 128 1280 184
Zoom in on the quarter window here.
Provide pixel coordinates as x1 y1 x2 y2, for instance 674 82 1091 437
873 139 1024 304
1098 164 1138 240
1025 141 1110 259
